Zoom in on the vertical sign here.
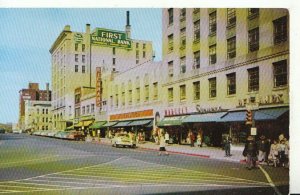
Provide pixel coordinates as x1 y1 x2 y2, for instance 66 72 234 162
96 67 102 108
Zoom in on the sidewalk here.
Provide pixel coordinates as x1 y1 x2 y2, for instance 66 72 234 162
98 138 245 163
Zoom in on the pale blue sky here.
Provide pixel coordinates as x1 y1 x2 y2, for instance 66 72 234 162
0 8 162 124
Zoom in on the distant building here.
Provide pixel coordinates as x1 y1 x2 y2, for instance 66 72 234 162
18 83 51 130
24 100 52 131
50 11 154 130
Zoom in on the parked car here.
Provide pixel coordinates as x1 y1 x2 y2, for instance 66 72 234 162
65 131 85 141
46 131 58 137
12 129 22 134
32 131 41 136
54 131 66 139
111 133 136 148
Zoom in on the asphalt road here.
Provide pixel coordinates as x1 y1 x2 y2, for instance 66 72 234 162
0 133 289 195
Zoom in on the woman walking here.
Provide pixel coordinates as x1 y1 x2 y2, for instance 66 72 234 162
159 132 169 156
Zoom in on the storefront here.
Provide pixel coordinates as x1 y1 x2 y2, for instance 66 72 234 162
89 121 107 137
74 120 94 136
220 106 289 143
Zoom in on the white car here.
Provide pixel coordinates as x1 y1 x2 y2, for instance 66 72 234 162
111 133 136 148
12 129 22 134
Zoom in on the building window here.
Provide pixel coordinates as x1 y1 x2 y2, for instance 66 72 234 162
82 106 85 115
136 43 139 48
273 16 288 44
82 65 85 73
75 54 78 62
227 73 236 95
82 44 85 52
75 65 78 72
168 34 174 52
248 28 259 52
136 50 139 64
209 77 217 98
143 51 146 58
168 88 173 102
42 109 45 114
113 58 116 65
75 43 78 51
128 90 132 105
122 92 125 106
180 85 186 101
136 87 140 103
115 94 119 107
82 55 85 63
42 118 44 122
209 11 217 35
153 82 158 100
91 104 95 113
112 47 116 55
273 60 288 87
168 8 173 25
248 67 259 92
193 51 200 69
180 28 186 49
248 8 259 19
143 44 146 49
180 8 186 21
193 81 200 100
193 8 200 14
86 105 90 113
168 61 173 77
145 85 149 102
194 20 200 42
209 44 217 65
75 108 80 117
227 37 236 59
227 8 236 27
46 109 48 114
180 56 186 74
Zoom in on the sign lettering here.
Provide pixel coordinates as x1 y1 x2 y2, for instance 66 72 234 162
110 109 153 121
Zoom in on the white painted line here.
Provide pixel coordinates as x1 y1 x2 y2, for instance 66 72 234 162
0 183 46 190
0 189 23 193
29 178 116 187
10 181 73 188
258 165 282 195
0 155 58 165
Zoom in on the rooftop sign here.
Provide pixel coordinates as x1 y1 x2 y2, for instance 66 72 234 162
91 28 131 49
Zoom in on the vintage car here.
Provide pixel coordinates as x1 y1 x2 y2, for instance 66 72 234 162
111 133 136 148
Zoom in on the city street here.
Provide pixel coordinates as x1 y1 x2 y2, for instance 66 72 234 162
0 134 289 195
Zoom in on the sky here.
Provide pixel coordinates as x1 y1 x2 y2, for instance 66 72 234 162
0 8 162 124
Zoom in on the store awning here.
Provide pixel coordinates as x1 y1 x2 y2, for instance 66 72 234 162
74 121 83 127
74 120 93 127
146 121 153 128
89 121 106 129
183 112 227 123
103 121 118 127
157 116 187 127
129 119 152 126
113 121 132 127
65 126 74 130
220 107 289 122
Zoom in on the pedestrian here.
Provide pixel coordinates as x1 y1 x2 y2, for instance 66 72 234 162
265 138 272 163
158 132 169 156
189 131 195 147
165 131 169 145
197 133 202 147
269 139 279 167
278 139 286 167
243 136 258 170
284 138 289 169
223 135 232 157
257 135 267 164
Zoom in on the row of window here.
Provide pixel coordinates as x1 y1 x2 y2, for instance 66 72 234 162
112 82 158 108
167 60 287 102
75 54 85 63
75 65 85 73
36 108 49 114
81 104 95 115
75 43 86 52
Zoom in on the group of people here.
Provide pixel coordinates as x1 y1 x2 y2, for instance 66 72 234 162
243 134 289 170
188 130 203 147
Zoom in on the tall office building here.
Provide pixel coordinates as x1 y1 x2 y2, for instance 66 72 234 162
50 11 153 130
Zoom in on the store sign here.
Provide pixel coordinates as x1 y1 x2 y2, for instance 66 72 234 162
237 93 284 108
196 105 223 113
74 33 83 43
91 28 131 49
96 67 102 108
251 127 257 135
165 107 188 116
110 109 153 121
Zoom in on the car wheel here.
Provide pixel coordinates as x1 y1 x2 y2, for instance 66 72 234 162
132 144 136 148
116 144 119 148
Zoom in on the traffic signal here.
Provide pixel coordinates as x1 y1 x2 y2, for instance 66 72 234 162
245 109 253 125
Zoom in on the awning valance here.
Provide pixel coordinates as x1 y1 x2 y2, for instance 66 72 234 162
113 121 132 127
129 119 152 126
89 121 106 129
74 122 83 127
74 120 93 127
183 112 227 123
65 125 74 130
103 121 118 127
157 116 187 127
220 107 289 122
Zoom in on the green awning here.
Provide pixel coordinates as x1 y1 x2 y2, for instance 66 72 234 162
103 121 118 127
146 121 153 128
89 121 107 129
65 125 74 130
113 121 132 127
129 119 152 126
183 112 227 123
157 116 187 127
